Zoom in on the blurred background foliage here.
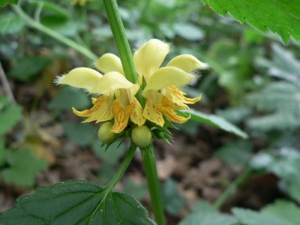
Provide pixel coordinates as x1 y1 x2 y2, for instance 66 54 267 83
1 0 300 224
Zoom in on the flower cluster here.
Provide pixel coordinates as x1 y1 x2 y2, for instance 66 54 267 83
56 39 207 145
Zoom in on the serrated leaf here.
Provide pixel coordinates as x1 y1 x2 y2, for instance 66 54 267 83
261 200 300 225
180 109 248 138
0 148 48 187
232 207 294 225
180 202 237 225
202 0 300 43
162 178 186 215
0 180 155 225
62 122 95 147
0 103 22 135
48 86 90 110
0 0 18 7
0 12 24 34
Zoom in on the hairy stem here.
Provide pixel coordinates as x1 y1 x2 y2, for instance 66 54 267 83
141 144 166 225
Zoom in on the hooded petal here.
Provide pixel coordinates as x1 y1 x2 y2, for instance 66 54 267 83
94 53 124 75
90 71 138 95
134 39 169 80
56 67 102 91
142 67 195 97
167 54 208 72
161 97 191 124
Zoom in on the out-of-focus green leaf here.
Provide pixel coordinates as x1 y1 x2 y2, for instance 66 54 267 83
92 140 126 165
97 163 116 185
216 107 252 124
0 180 155 225
9 56 52 82
215 140 253 166
0 0 18 7
0 12 24 34
123 177 148 201
32 0 70 20
250 148 300 203
173 22 204 41
48 86 90 110
202 0 300 43
180 109 248 139
247 82 300 131
0 137 7 167
180 202 237 225
62 122 95 147
232 208 294 225
162 178 186 216
261 200 300 225
0 148 48 187
0 102 22 135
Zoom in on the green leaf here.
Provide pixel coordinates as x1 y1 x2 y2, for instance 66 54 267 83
0 12 24 34
9 56 52 82
173 22 204 41
48 86 90 110
62 122 95 147
0 137 7 167
0 180 155 225
0 103 22 135
201 0 300 43
215 140 253 166
0 148 48 187
180 202 237 225
162 178 186 215
232 208 294 225
261 200 300 225
180 109 248 139
0 0 19 7
123 177 148 201
92 140 126 165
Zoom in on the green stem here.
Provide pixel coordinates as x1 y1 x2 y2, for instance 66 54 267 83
102 0 137 84
105 142 137 191
141 144 166 225
12 5 97 61
213 167 252 210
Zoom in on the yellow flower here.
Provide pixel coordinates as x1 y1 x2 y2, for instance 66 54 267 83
72 0 92 6
56 53 145 133
134 39 207 127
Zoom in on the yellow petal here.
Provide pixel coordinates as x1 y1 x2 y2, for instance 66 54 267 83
167 54 208 72
166 86 201 106
72 95 113 123
111 98 133 133
143 100 164 127
56 67 102 91
90 71 138 95
142 67 195 97
130 97 146 126
133 39 169 80
94 53 124 75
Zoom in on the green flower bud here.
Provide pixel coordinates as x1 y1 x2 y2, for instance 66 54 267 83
98 122 115 144
131 126 152 148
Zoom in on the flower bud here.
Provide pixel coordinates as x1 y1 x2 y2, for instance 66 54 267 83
98 122 115 144
131 126 152 148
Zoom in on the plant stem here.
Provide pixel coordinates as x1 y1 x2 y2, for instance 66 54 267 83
141 144 166 225
105 142 137 191
213 167 252 210
102 0 137 84
12 5 97 61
